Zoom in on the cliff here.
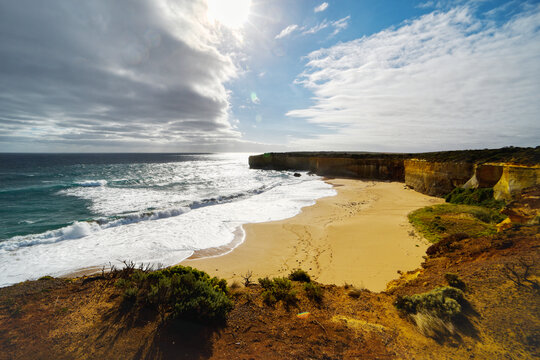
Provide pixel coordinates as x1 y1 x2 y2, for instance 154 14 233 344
249 147 540 197
248 153 405 180
403 159 473 196
492 164 540 200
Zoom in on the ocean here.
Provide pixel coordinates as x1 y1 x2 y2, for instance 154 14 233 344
0 153 335 287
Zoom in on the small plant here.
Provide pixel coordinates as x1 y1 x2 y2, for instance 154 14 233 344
258 277 298 308
38 275 54 281
394 286 465 339
123 286 139 302
115 278 129 288
288 269 311 282
444 273 466 291
241 270 254 287
114 264 233 323
258 277 273 289
230 280 241 290
503 257 539 292
304 282 323 303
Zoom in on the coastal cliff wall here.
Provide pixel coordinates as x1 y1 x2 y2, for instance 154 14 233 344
403 159 474 196
249 150 540 198
492 165 540 200
248 153 405 181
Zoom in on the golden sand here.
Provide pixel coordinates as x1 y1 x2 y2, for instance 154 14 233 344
182 179 443 292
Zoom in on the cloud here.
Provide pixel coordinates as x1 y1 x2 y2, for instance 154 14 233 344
287 5 540 151
314 2 329 13
303 21 329 35
303 16 350 36
330 16 350 36
0 0 246 152
417 1 436 8
275 24 300 39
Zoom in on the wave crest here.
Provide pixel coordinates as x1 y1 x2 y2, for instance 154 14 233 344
74 180 107 187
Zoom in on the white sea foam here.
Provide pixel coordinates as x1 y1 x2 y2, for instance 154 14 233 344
75 179 107 187
0 176 335 287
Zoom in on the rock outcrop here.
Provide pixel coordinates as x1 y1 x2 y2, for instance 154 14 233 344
500 185 540 224
492 165 540 200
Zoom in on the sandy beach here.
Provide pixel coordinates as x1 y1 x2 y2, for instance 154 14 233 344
182 179 443 292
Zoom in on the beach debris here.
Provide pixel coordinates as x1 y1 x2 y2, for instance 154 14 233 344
297 311 310 319
294 172 301 177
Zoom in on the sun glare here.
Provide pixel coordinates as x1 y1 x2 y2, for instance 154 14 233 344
207 0 251 28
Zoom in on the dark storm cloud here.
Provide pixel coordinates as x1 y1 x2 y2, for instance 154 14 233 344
0 0 239 151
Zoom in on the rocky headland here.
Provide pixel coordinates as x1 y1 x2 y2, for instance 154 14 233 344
249 146 540 198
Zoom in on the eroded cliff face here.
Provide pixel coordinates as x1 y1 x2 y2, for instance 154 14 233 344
249 153 540 199
248 154 404 181
492 165 540 200
463 163 504 189
404 159 474 196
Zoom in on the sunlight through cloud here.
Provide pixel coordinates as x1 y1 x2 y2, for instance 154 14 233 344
207 0 252 28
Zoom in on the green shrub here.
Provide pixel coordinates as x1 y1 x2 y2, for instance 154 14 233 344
38 275 54 281
258 277 298 308
258 277 273 289
445 187 505 209
394 286 466 339
115 265 232 323
288 269 311 282
304 282 323 303
115 278 129 288
123 287 138 302
394 287 464 319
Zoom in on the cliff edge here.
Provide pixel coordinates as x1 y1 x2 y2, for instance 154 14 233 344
249 147 540 197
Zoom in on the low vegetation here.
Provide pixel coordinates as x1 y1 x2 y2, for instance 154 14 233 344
408 203 506 243
114 265 233 323
288 268 311 282
394 287 466 338
445 187 505 209
304 282 323 303
258 276 298 308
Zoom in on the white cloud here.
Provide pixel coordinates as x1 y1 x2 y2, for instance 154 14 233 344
417 1 436 8
330 16 350 36
303 21 329 35
314 2 329 13
303 16 350 36
287 5 540 151
275 24 299 39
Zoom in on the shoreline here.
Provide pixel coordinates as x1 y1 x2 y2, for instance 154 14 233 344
182 178 444 292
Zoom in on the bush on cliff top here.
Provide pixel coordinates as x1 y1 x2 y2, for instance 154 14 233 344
445 187 505 209
288 269 311 282
394 286 466 339
258 277 298 308
115 265 232 323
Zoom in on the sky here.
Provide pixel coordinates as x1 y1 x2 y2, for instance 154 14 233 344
0 0 539 153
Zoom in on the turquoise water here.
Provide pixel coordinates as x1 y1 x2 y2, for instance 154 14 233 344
0 153 335 286
0 153 210 240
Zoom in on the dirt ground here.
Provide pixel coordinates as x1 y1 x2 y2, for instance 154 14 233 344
0 222 538 360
